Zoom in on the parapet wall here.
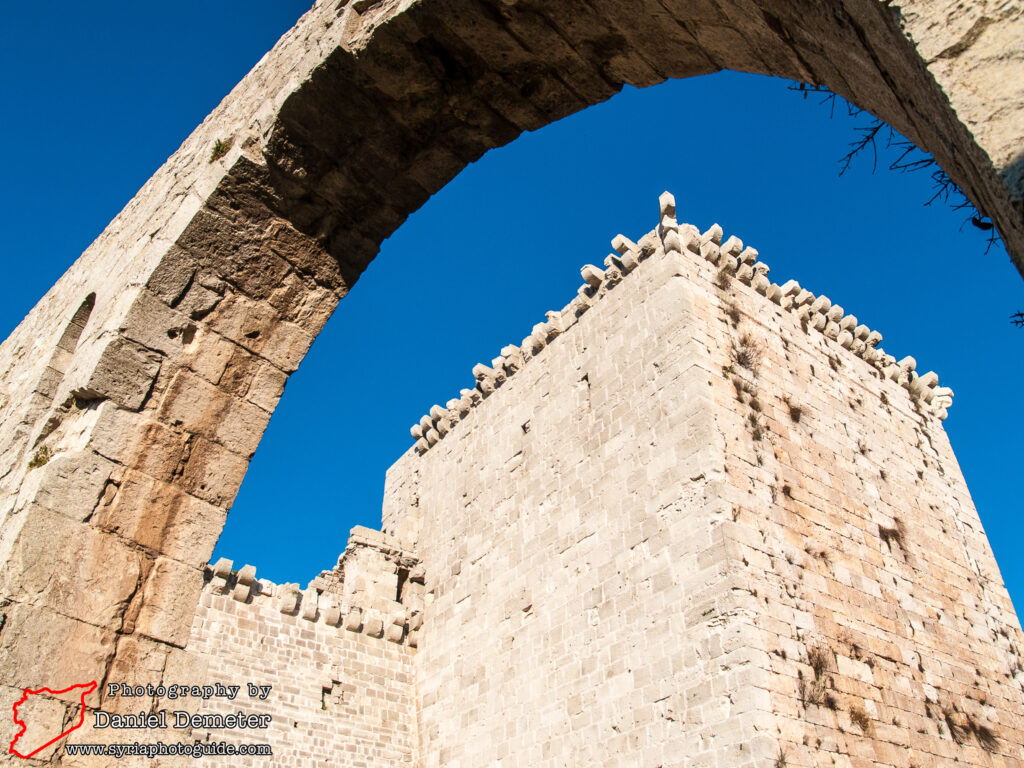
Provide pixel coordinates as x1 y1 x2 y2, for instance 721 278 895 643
201 525 423 648
47 526 422 767
402 193 952 465
180 526 422 766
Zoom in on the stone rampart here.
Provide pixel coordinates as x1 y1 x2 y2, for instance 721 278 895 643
177 525 421 766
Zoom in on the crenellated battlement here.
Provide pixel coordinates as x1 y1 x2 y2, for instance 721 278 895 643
409 191 953 455
200 525 423 647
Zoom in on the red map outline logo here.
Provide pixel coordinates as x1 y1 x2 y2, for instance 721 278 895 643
8 681 97 759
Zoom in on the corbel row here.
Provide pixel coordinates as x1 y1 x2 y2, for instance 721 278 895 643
203 558 420 646
408 213 663 454
407 190 952 456
654 191 953 420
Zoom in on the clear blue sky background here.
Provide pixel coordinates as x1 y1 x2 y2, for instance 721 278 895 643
2 3 1021 605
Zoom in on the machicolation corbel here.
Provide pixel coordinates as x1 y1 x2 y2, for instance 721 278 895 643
407 191 955 456
200 525 421 646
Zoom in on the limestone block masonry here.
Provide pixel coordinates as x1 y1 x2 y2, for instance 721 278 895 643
0 0 1023 761
376 192 1024 767
182 526 422 767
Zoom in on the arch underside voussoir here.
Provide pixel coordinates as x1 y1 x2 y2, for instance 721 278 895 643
263 0 1024 282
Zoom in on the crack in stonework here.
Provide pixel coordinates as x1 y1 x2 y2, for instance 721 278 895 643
931 15 994 62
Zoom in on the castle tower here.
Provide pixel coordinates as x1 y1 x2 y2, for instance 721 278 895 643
141 193 1024 767
2 0 1024 760
378 193 1024 767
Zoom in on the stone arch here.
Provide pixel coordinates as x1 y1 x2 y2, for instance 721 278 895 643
0 0 1021 750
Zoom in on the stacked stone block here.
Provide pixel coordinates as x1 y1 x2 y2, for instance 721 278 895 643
30 526 422 767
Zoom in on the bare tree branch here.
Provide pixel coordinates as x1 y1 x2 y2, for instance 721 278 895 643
840 120 886 176
791 80 1011 312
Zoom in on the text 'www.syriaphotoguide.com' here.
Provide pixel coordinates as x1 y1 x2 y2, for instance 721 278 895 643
64 741 272 758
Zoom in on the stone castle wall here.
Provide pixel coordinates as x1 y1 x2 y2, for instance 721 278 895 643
179 526 421 767
384 221 758 767
701 218 1024 764
24 527 422 767
377 194 1024 766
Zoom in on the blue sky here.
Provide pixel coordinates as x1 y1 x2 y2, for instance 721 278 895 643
2 3 1021 606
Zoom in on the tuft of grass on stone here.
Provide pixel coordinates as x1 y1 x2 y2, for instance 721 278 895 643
808 645 830 678
942 708 968 745
715 268 732 291
722 298 742 326
733 333 761 372
748 412 764 441
849 705 873 734
799 644 833 707
210 138 233 163
28 445 51 469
